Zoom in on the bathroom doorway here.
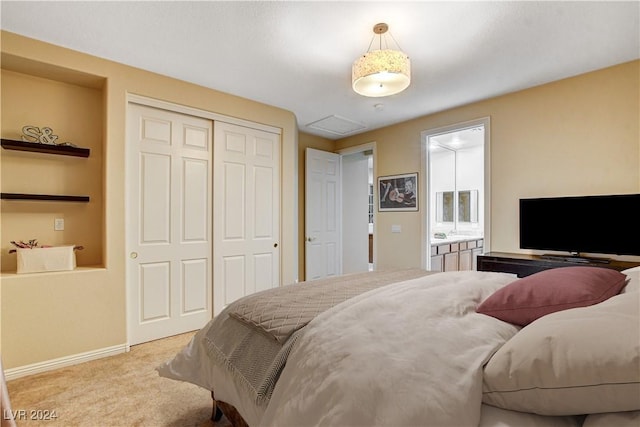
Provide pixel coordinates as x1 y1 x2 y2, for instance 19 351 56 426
422 118 490 271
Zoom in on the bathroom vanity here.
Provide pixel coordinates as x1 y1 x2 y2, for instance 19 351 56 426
430 236 484 272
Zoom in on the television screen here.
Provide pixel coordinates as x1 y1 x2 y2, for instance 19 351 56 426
519 194 640 256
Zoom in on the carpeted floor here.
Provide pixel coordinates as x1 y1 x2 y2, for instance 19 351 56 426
5 332 231 427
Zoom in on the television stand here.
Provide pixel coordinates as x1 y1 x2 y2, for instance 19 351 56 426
539 254 611 264
477 252 639 278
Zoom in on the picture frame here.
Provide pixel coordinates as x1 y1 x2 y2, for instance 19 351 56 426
378 172 418 212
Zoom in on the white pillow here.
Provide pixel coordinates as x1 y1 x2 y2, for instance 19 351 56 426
583 411 640 427
483 291 640 415
621 266 640 293
480 404 581 427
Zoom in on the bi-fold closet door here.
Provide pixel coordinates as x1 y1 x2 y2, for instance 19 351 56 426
127 103 280 345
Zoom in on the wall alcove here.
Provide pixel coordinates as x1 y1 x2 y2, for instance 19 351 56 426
0 57 105 272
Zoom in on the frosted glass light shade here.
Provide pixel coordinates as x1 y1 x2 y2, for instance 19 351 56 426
352 49 411 97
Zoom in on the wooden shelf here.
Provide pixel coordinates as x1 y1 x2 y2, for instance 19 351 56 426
1 193 90 202
1 138 90 157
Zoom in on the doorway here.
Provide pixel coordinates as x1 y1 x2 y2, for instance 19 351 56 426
422 118 490 270
339 143 376 274
304 143 376 280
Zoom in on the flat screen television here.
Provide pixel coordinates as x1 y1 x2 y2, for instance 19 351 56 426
519 193 640 260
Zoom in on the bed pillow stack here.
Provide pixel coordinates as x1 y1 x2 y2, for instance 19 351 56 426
476 266 628 326
481 267 639 416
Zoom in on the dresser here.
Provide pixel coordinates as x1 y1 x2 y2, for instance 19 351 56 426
477 252 640 278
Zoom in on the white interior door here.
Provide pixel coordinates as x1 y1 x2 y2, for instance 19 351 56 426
305 148 342 280
127 103 212 345
213 122 280 315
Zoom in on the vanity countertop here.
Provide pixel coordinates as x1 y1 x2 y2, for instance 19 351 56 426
431 235 483 245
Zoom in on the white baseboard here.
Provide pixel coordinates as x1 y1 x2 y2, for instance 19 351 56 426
4 343 129 381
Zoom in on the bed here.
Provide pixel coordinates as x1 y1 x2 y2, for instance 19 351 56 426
157 265 640 427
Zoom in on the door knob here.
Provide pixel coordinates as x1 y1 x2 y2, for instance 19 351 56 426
306 237 316 242
130 252 138 259
274 243 278 248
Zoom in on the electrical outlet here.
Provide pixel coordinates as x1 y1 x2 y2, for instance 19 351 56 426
54 218 65 231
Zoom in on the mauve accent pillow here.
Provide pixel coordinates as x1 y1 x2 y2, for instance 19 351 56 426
476 266 627 326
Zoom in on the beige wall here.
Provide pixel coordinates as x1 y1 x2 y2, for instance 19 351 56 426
297 132 336 279
335 60 640 268
0 31 298 368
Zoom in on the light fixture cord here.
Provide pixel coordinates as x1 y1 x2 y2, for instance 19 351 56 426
366 35 376 53
365 30 404 53
387 31 404 52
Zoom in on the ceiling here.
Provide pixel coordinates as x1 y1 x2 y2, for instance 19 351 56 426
429 126 485 153
2 1 639 140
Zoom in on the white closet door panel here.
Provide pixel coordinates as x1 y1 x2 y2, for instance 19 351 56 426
140 153 171 244
141 116 171 144
140 262 171 322
182 158 208 242
183 125 209 150
225 131 247 155
254 253 273 292
326 181 338 232
223 162 246 240
255 135 275 159
223 255 246 305
254 166 274 238
182 258 208 313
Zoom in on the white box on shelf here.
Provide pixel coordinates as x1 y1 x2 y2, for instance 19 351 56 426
16 245 76 274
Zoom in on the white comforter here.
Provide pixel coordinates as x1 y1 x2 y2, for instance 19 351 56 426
260 271 520 427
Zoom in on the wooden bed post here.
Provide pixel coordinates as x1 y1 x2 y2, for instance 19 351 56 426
211 391 223 422
210 390 250 427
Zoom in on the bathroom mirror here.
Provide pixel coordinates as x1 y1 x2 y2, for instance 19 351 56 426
436 191 454 222
458 190 478 223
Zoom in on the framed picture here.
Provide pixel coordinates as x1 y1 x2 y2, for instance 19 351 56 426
378 172 418 212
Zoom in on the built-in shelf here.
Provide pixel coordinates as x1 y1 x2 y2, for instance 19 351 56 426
1 138 90 157
1 193 90 202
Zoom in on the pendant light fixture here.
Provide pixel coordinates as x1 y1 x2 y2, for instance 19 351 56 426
352 23 411 97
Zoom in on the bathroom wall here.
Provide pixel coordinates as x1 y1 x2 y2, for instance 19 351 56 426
429 144 483 237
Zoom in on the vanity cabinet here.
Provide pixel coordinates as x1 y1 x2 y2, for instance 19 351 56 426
430 254 444 272
459 246 473 271
471 247 483 270
430 242 457 272
431 238 484 272
444 251 459 271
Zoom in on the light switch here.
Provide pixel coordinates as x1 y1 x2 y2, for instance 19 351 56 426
54 218 65 231
391 224 401 233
